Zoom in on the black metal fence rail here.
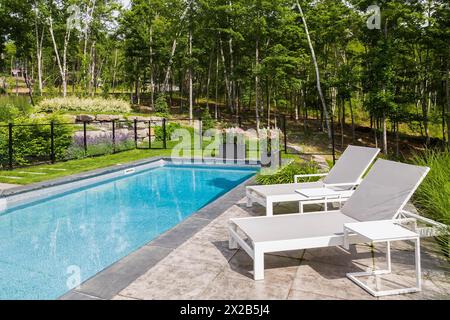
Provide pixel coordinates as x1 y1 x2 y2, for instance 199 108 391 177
214 113 336 163
0 113 338 170
0 118 172 170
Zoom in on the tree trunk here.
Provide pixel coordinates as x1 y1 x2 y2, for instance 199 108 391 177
255 38 260 129
447 57 450 147
267 84 271 128
35 22 44 95
188 24 193 124
395 122 400 158
149 26 155 108
48 18 70 97
162 7 189 92
24 64 35 106
215 52 219 120
340 99 345 148
295 1 331 140
219 38 232 112
349 97 355 144
382 112 388 155
206 53 212 109
422 79 430 145
228 1 236 111
112 49 118 93
89 42 96 96
373 116 378 148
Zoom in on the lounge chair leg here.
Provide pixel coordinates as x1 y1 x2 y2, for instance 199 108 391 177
415 238 422 290
266 199 273 216
253 246 265 281
386 241 391 272
246 193 253 207
229 224 238 250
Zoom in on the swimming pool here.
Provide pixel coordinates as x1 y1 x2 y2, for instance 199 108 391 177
0 163 257 299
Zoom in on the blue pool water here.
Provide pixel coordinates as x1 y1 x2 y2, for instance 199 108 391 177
0 164 257 300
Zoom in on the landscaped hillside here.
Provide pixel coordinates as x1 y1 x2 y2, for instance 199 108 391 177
0 0 448 155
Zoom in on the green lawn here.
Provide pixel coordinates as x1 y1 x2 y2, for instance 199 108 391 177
0 148 173 185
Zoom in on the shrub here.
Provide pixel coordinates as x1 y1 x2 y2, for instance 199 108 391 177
255 161 320 185
36 96 131 114
154 94 169 115
154 122 182 142
0 96 33 122
201 107 214 131
411 148 450 259
0 115 73 167
65 130 135 159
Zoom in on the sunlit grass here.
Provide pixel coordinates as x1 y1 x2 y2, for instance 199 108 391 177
411 148 450 259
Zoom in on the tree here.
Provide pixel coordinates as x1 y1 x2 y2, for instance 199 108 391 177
294 0 331 140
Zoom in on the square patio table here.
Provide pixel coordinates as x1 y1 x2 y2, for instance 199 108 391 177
343 220 421 297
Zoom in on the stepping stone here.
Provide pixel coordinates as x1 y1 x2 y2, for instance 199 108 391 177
0 176 23 180
0 182 19 189
16 171 47 175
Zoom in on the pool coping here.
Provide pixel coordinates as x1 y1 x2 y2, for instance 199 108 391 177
58 173 256 300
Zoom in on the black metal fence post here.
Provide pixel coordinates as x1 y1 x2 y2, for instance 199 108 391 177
198 117 203 153
283 114 287 154
83 121 88 155
148 121 152 149
50 121 55 163
8 123 13 170
134 119 138 148
162 118 167 149
112 120 116 153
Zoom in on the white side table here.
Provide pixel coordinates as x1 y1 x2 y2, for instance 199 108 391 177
296 187 353 213
343 220 421 297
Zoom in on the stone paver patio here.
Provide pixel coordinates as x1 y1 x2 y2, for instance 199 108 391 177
113 194 450 300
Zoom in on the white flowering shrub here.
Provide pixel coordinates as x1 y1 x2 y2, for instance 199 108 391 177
37 96 132 114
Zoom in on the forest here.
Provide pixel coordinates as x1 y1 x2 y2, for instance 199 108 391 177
0 0 449 155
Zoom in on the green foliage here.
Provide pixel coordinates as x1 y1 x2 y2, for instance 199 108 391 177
201 108 214 131
154 94 169 115
65 140 135 160
0 115 73 167
0 96 33 122
255 161 321 185
37 97 131 114
411 149 450 259
154 123 182 142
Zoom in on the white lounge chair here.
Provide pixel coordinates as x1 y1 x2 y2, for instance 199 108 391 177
246 145 380 216
229 159 444 287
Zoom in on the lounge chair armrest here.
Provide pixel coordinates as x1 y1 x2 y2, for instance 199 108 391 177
324 178 362 189
294 173 327 183
397 210 448 238
323 182 358 189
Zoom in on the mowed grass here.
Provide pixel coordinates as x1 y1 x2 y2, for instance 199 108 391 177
0 148 173 185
